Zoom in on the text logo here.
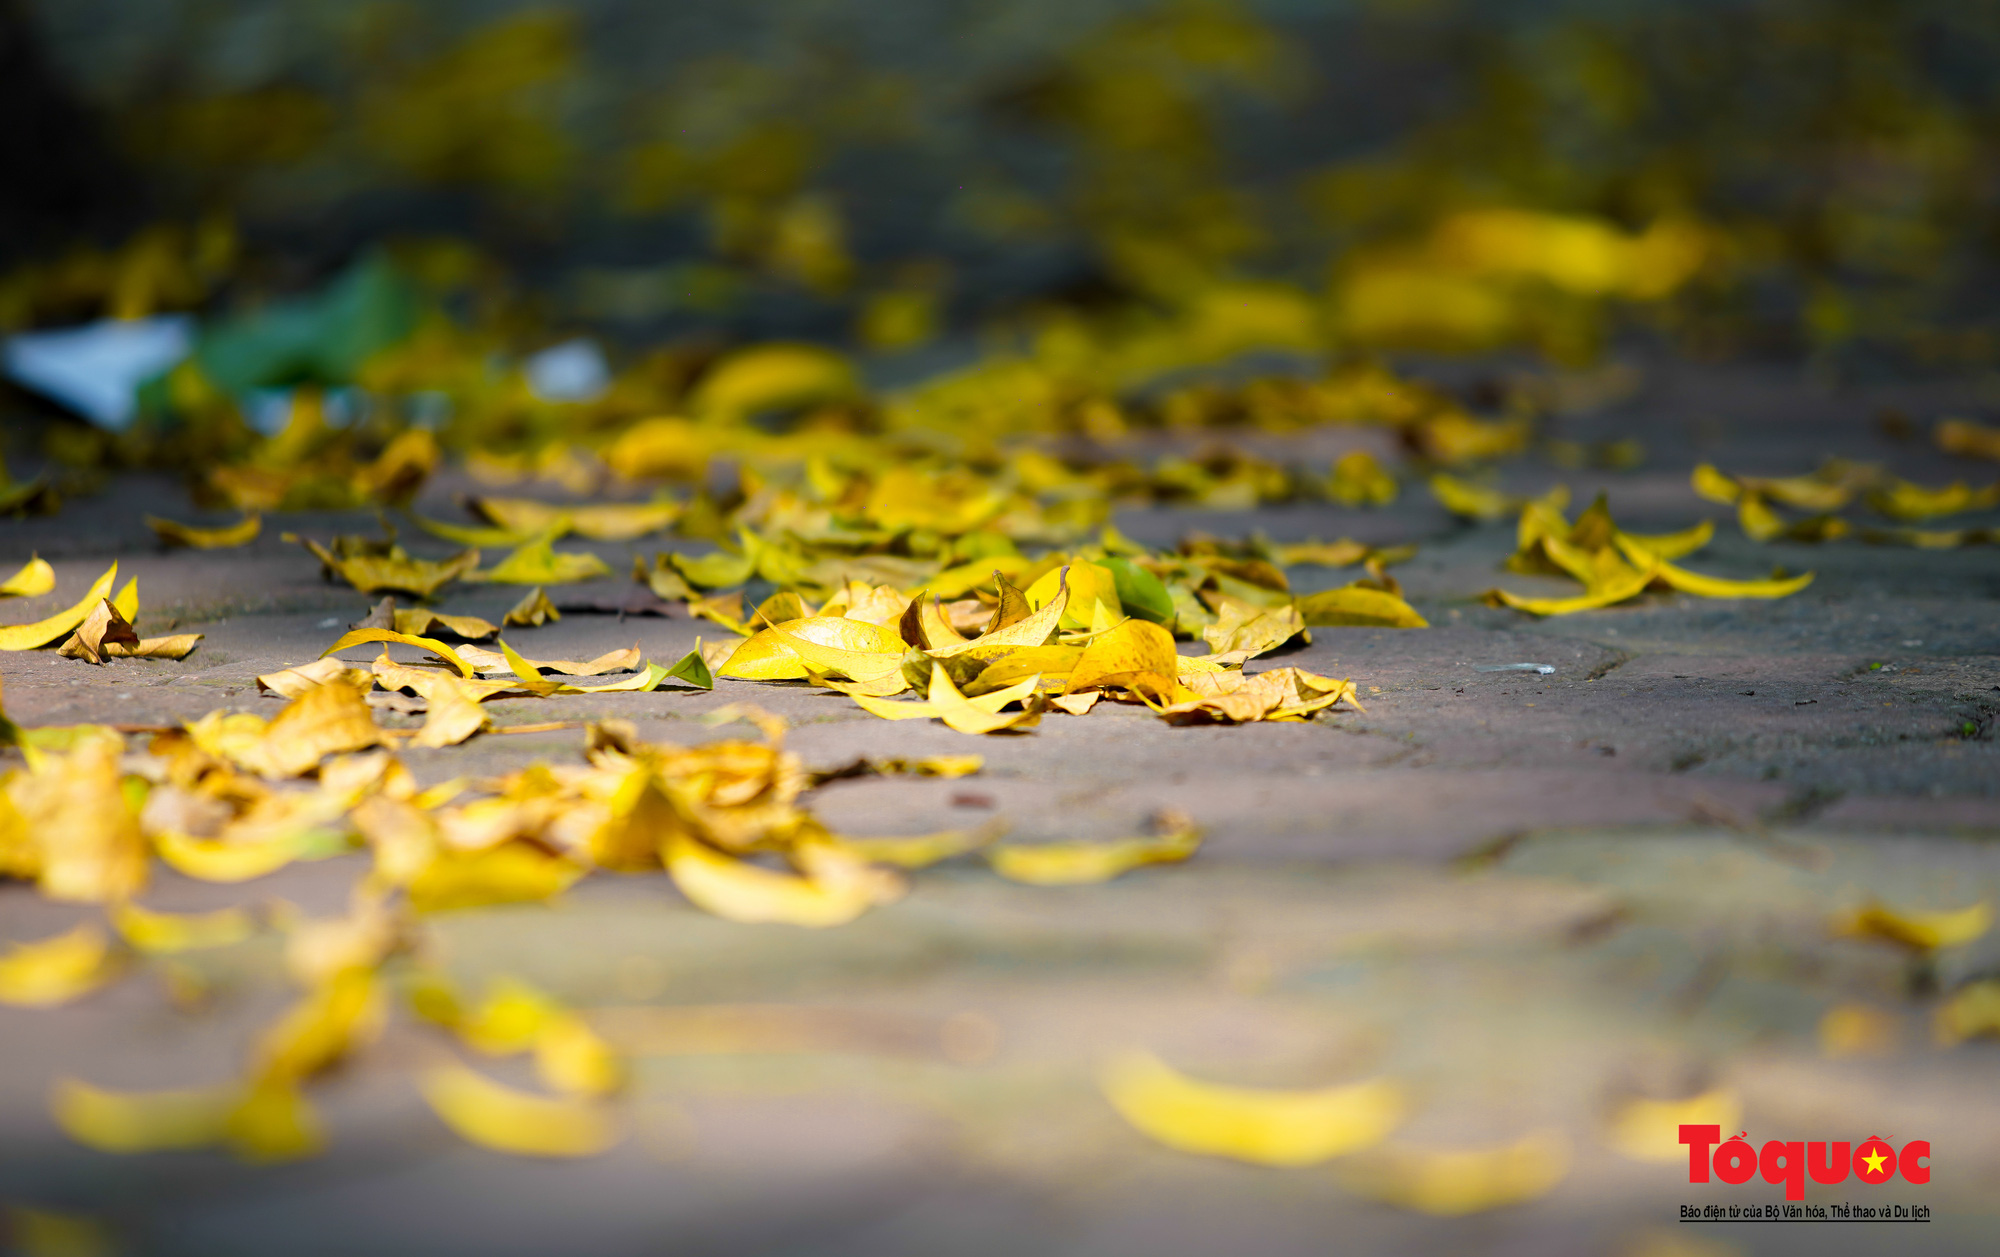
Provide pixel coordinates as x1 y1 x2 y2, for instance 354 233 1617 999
1680 1126 1929 1201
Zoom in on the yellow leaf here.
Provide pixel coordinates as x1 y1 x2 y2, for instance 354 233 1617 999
468 497 572 537
146 514 262 549
238 682 389 777
1200 598 1305 657
1337 1130 1571 1215
8 734 147 902
989 815 1199 885
419 1064 618 1158
110 902 254 954
412 675 494 748
0 925 117 1007
393 608 499 640
301 539 478 598
1604 1089 1740 1163
830 820 1006 869
931 572 1069 658
0 555 55 598
1296 585 1428 628
1935 980 2000 1046
1613 538 1814 599
1690 463 1742 505
1066 619 1179 693
153 830 301 882
1026 561 1118 630
1429 474 1513 521
1614 519 1713 561
688 342 860 419
1937 417 2000 460
1868 477 2000 521
256 658 372 698
664 835 903 927
471 533 612 585
323 627 478 677
1737 493 1785 542
105 634 204 661
408 844 585 913
566 501 679 541
1154 668 1360 724
50 1077 235 1153
225 1078 323 1162
251 970 386 1082
1837 899 1991 951
534 1015 624 1097
1330 449 1397 507
54 600 139 665
503 587 560 627
0 563 117 651
1484 564 1655 616
1100 1050 1403 1167
671 549 756 589
719 616 905 680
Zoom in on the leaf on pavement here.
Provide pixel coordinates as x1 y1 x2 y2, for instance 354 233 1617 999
471 532 612 585
0 556 55 598
419 1063 618 1158
1099 1049 1404 1166
503 587 561 627
55 600 140 664
1836 899 1991 951
323 627 478 677
301 538 479 598
393 608 498 640
987 812 1200 885
664 834 904 927
110 902 255 954
0 925 119 1007
147 514 262 549
0 563 117 651
1336 1130 1571 1215
1296 585 1427 628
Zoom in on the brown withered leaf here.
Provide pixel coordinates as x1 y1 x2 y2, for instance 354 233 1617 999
503 587 561 627
55 600 140 664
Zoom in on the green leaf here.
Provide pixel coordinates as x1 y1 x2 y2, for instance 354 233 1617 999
663 644 715 691
1102 557 1175 625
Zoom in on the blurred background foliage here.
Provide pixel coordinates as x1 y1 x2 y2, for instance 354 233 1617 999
2 0 1998 495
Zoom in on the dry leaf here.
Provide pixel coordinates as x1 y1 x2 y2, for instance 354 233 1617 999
1200 598 1305 657
8 734 147 902
55 600 140 664
153 830 303 882
1935 980 2000 1046
407 844 586 912
323 627 479 677
0 563 117 651
471 533 612 585
257 658 373 698
719 616 905 681
1936 417 2000 460
1296 585 1427 628
1836 899 1991 951
988 813 1200 885
1337 1130 1571 1215
1066 619 1178 693
503 587 561 627
419 1063 618 1158
0 556 55 598
50 1077 235 1153
830 820 1006 869
147 514 262 549
0 924 118 1007
393 608 498 640
301 538 479 598
665 834 903 927
1100 1050 1404 1166
110 902 254 954
1604 1089 1740 1163
1155 668 1361 724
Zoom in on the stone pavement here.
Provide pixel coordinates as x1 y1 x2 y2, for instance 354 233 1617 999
1 357 1997 1256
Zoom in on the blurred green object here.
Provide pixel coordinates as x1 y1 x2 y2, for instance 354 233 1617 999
194 253 417 394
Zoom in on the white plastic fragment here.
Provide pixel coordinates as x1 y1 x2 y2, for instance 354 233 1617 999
1475 663 1555 674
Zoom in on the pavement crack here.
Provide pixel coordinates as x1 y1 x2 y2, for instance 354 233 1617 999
1585 648 1634 681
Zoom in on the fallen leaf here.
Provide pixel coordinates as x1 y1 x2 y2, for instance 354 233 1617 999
503 587 561 627
830 820 1006 869
50 1077 235 1153
323 627 479 677
55 600 140 664
1867 477 2000 521
0 925 118 1007
665 834 904 927
256 658 373 698
1066 618 1179 693
0 556 55 598
471 532 612 585
1484 564 1656 617
1837 899 1991 951
110 902 255 954
1613 537 1814 599
1100 1050 1404 1166
1200 598 1305 657
393 608 498 640
419 1063 618 1158
458 643 642 678
1935 980 2000 1046
8 734 148 902
1154 667 1361 724
1337 1130 1571 1215
251 969 386 1081
1296 585 1428 628
1026 562 1119 630
0 563 117 651
1604 1089 1740 1162
146 514 262 549
988 812 1200 885
719 616 906 681
661 645 714 691
1936 417 2000 460
153 830 304 882
407 844 586 912
671 549 756 589
301 539 479 598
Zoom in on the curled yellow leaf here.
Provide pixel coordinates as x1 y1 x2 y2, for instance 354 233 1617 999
665 835 902 927
0 924 117 1007
988 814 1199 885
1100 1050 1404 1167
419 1064 618 1158
1837 899 1991 951
1339 1130 1571 1215
110 902 254 954
0 563 117 651
50 1077 235 1153
0 556 55 598
146 514 262 549
322 627 478 677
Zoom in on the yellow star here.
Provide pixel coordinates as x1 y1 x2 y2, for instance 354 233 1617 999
1861 1148 1889 1176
